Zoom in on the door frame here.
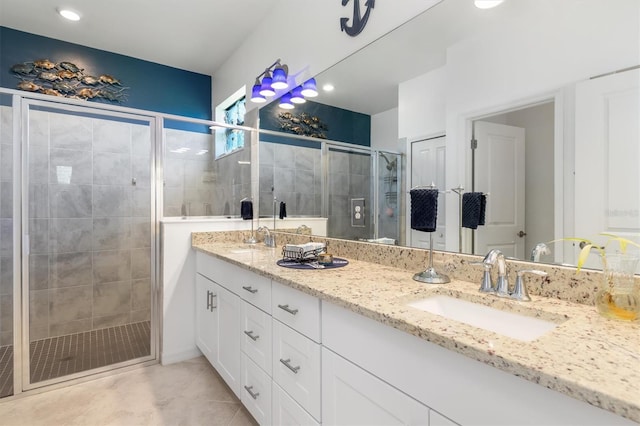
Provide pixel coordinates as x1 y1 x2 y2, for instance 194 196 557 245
18 98 161 393
457 90 565 259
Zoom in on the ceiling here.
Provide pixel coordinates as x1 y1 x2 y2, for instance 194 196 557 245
0 0 279 76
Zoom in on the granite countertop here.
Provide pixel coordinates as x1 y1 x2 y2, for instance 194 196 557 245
193 242 640 423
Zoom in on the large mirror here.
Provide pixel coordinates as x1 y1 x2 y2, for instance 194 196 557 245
258 0 640 270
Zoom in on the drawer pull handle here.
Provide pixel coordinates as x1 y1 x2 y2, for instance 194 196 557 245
280 358 300 374
242 286 258 294
244 330 259 341
206 290 217 311
244 385 260 400
278 304 299 315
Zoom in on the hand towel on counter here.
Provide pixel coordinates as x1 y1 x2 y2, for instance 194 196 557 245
410 188 439 232
279 201 287 219
461 192 487 229
240 200 253 220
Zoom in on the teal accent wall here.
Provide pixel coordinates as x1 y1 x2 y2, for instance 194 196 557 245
0 27 211 130
259 99 371 147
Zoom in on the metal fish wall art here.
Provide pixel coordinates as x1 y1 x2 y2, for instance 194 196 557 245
10 59 129 103
278 111 328 139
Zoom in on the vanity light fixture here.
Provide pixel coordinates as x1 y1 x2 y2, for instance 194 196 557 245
322 83 335 92
300 78 319 97
259 71 276 97
250 79 266 103
290 86 306 104
57 8 81 21
278 92 295 110
474 0 505 9
271 64 289 90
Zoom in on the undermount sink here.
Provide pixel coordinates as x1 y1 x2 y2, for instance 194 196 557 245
407 295 560 342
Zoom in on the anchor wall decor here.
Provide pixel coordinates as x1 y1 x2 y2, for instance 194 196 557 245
340 0 375 37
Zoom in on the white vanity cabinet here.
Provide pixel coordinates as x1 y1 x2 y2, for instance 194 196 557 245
322 347 431 425
195 273 217 366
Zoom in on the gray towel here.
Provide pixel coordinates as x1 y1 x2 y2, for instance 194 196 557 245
410 189 439 232
462 192 486 229
240 200 253 220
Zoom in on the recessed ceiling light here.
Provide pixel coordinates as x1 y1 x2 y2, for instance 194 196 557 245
58 8 81 21
323 84 335 92
474 0 505 9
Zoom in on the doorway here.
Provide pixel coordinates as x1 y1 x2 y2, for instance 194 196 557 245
470 101 556 260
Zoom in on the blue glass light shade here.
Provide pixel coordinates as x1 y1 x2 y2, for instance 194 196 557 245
259 75 276 97
251 84 266 103
290 86 306 104
300 78 318 97
278 92 295 109
271 66 289 90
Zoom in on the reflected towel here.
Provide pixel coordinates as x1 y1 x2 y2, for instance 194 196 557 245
410 189 439 232
240 200 253 220
279 201 287 219
462 192 487 229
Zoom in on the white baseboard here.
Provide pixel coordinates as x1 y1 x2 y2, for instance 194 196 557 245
161 347 202 365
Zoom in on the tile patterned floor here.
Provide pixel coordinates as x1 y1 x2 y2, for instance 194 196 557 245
0 356 257 426
0 321 151 398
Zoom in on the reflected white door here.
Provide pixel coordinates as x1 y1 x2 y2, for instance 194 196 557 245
409 136 446 250
574 69 640 272
474 121 526 258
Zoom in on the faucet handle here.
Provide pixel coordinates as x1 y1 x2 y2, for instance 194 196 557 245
511 269 547 302
470 261 494 293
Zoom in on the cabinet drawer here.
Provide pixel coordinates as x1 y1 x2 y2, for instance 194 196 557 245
237 268 271 314
272 319 321 422
196 251 238 292
272 382 319 426
241 301 272 375
241 353 272 426
272 281 321 342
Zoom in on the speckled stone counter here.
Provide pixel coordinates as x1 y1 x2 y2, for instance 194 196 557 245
192 234 640 423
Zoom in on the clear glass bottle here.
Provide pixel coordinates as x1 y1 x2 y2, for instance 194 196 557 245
595 254 640 321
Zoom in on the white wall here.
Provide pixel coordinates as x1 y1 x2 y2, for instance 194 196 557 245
371 108 399 153
398 66 447 140
212 0 443 112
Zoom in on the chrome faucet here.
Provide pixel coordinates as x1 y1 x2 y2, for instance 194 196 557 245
482 249 510 297
257 226 276 248
530 242 551 262
296 224 310 234
512 270 548 302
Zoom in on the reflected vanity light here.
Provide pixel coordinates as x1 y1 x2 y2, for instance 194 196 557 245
237 161 251 165
57 8 81 21
474 0 505 9
196 150 208 156
278 92 295 109
322 83 335 92
170 147 190 154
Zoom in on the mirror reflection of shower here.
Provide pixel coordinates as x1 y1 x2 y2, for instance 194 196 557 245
374 150 402 245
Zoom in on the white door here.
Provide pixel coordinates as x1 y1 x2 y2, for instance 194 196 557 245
409 136 446 250
474 121 526 258
321 348 430 425
574 69 640 272
215 283 242 398
195 274 217 366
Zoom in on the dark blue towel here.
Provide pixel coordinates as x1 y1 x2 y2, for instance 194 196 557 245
279 202 287 219
240 200 253 220
410 189 439 232
462 192 487 229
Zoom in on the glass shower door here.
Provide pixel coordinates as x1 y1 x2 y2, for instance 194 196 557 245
0 94 16 397
24 101 156 387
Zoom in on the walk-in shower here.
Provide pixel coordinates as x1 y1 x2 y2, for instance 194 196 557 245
258 131 402 244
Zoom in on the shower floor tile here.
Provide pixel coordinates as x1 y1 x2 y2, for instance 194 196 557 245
0 321 150 397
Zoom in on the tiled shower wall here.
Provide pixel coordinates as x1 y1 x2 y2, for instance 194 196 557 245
327 148 373 240
26 109 152 341
259 141 373 240
164 128 251 217
259 141 322 217
0 104 14 346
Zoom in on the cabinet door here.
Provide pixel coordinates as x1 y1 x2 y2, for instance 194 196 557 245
272 382 320 426
272 320 321 421
241 301 272 375
322 348 430 426
195 274 218 366
216 283 242 398
241 353 272 425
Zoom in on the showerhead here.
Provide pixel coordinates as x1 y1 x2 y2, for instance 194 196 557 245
379 152 397 171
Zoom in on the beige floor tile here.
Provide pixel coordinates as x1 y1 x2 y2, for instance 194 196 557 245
0 357 258 426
